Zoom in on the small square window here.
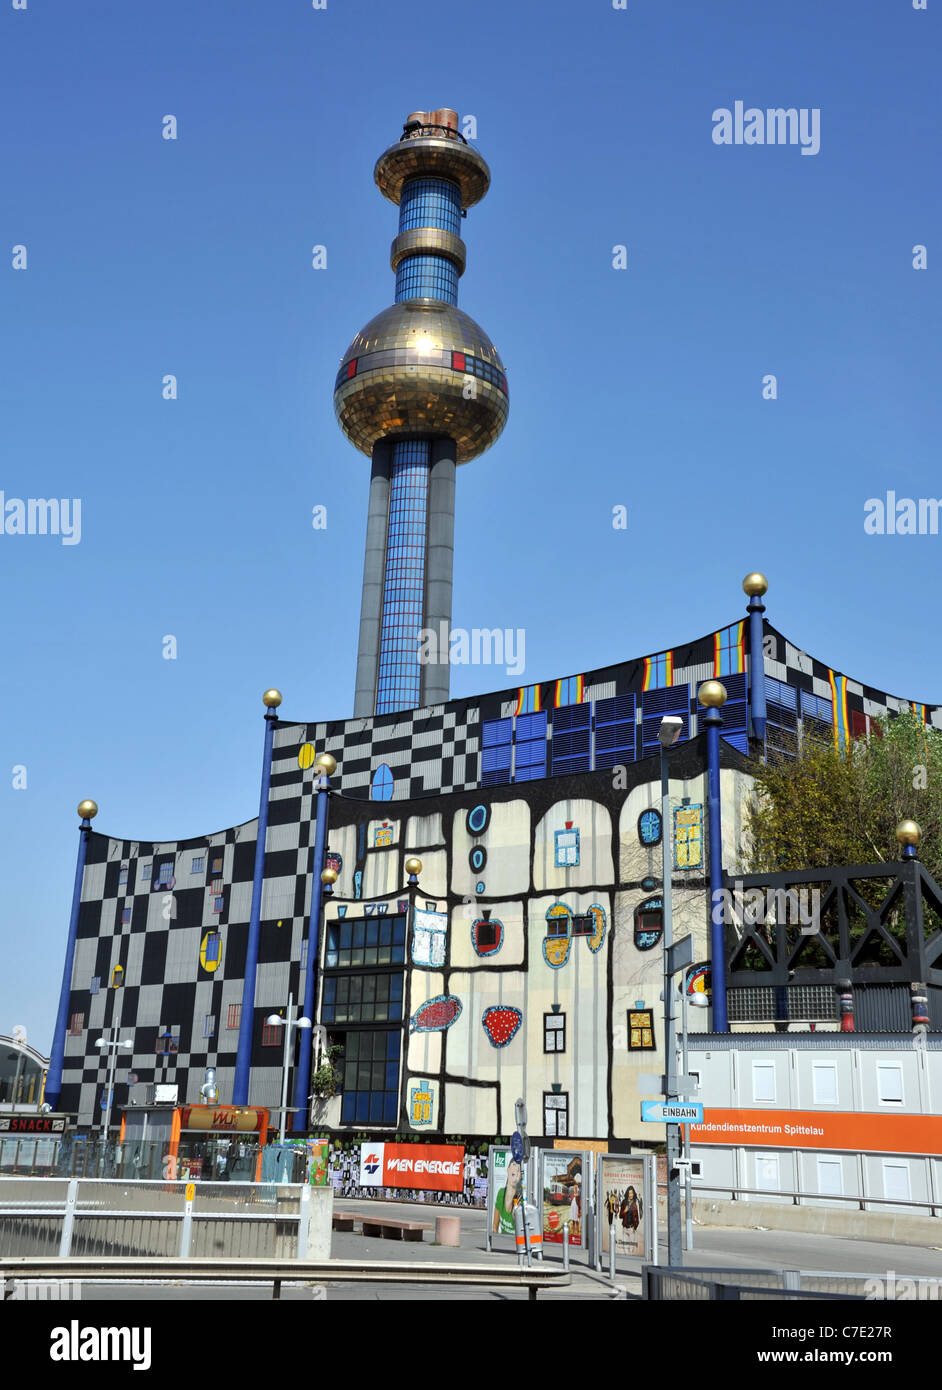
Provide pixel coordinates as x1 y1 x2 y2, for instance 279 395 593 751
211 856 223 875
571 914 594 936
203 1014 216 1038
191 856 204 873
213 895 225 913
877 1064 903 1105
121 907 132 924
262 1022 282 1047
227 1004 241 1029
89 976 100 995
812 1063 839 1105
211 879 223 895
544 1013 566 1053
752 1062 776 1103
68 1012 84 1036
554 828 580 867
156 1031 178 1055
118 868 128 886
205 931 221 963
546 916 569 939
141 863 152 880
543 1092 568 1138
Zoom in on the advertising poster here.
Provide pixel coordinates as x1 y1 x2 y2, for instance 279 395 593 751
306 1139 330 1186
599 1156 647 1258
358 1141 464 1192
541 1150 584 1245
488 1145 526 1237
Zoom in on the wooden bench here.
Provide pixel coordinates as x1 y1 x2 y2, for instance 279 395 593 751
360 1217 432 1242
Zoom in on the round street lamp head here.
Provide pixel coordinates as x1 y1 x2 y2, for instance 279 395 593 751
77 800 99 821
405 856 422 877
315 753 337 777
262 689 283 709
742 572 768 597
297 1017 312 1029
698 680 728 709
896 819 921 848
688 993 711 1009
321 867 338 886
265 1014 285 1027
94 1038 106 1049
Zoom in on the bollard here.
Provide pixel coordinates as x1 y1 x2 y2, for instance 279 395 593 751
179 1182 195 1258
59 1179 78 1258
562 1222 570 1272
435 1215 461 1247
609 1219 616 1281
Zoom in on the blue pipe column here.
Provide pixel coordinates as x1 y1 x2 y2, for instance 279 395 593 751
699 682 729 1033
743 572 768 742
232 690 282 1106
46 799 99 1110
293 753 336 1131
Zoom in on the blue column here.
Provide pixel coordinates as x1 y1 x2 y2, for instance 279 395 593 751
293 766 332 1130
46 805 95 1110
232 703 279 1105
704 705 729 1033
747 592 767 741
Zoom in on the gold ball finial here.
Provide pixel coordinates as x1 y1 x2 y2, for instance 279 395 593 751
77 799 99 821
742 572 768 597
405 856 422 877
321 867 338 886
895 819 921 848
698 680 728 708
262 689 283 709
315 753 337 777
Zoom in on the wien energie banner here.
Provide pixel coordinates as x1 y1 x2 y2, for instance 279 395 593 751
358 1142 464 1192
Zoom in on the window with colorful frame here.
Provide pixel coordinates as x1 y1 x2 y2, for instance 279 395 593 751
203 1014 215 1038
69 1012 84 1036
515 685 541 716
226 1003 241 1029
643 651 673 691
554 675 584 707
261 1022 282 1047
545 912 569 939
673 804 703 870
638 808 662 846
714 622 745 677
554 827 580 867
628 1009 656 1050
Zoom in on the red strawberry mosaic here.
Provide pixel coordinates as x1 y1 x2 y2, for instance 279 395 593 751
482 1005 522 1048
410 994 462 1033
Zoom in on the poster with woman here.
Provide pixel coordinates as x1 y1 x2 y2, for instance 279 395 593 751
599 1156 647 1258
488 1146 526 1238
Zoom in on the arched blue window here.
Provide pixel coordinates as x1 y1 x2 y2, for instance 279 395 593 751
370 763 395 801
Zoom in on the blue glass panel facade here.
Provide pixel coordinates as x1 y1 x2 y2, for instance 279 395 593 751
399 178 461 235
595 693 637 768
640 685 690 755
339 1029 401 1126
515 710 548 782
395 254 458 304
716 671 749 754
551 702 591 776
376 441 430 715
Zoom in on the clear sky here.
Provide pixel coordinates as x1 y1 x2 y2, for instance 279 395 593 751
1 0 938 1049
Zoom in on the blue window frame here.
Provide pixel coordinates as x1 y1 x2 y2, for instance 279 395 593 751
641 686 690 756
322 972 403 1025
340 1029 401 1126
481 717 512 787
766 677 799 757
801 690 833 744
514 710 547 782
595 693 636 769
326 915 406 969
554 827 580 867
551 703 590 776
370 763 395 801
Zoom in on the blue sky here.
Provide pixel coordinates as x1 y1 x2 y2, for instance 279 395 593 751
1 0 938 1048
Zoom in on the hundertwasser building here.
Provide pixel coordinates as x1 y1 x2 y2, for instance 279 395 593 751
44 110 942 1146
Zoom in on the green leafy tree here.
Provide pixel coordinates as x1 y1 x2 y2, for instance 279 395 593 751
311 1045 344 1100
745 713 942 882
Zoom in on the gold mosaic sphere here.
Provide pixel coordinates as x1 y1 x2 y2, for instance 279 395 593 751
742 572 768 597
315 753 337 777
262 689 283 709
321 867 338 886
699 680 728 708
895 819 921 847
77 799 98 821
404 856 423 877
334 300 509 464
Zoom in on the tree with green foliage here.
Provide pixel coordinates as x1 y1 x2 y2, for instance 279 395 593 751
745 712 942 882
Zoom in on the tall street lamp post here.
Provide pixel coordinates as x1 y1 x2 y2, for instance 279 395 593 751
658 714 684 1268
95 1031 132 1174
266 996 312 1145
677 969 710 1250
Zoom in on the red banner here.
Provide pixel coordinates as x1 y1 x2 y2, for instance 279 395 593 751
359 1142 464 1192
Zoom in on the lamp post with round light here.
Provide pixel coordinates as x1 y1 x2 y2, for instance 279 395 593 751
265 998 312 1145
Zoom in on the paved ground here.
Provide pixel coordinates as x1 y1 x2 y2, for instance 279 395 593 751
58 1197 942 1300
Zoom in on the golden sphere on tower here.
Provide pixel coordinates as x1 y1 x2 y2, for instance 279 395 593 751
262 689 283 709
77 799 98 821
321 867 338 886
742 572 768 597
315 753 337 777
895 819 921 847
404 856 423 877
698 680 728 708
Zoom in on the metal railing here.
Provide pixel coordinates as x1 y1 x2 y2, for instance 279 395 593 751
0 1255 569 1302
644 1266 867 1301
678 1181 942 1217
0 1178 317 1260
